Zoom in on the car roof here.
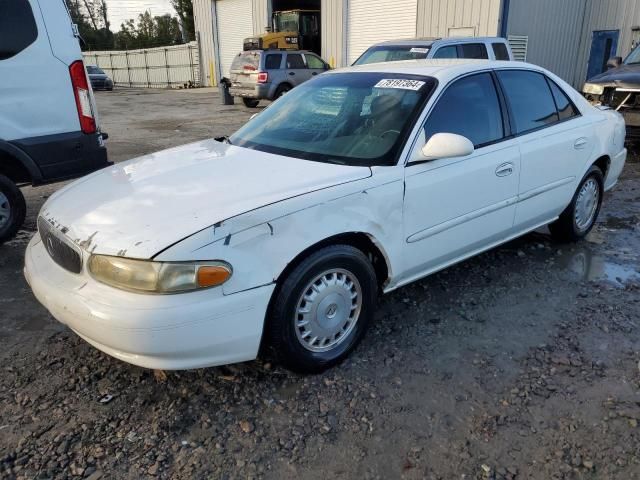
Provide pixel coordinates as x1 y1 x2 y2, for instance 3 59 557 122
372 36 508 47
330 59 545 83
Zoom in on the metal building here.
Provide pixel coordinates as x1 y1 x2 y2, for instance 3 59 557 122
193 0 640 88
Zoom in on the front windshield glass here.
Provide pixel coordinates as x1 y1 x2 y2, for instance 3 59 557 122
624 44 640 65
354 46 431 66
274 12 299 32
230 72 436 166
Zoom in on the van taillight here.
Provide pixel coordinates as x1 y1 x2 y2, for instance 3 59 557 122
69 60 96 134
257 72 268 83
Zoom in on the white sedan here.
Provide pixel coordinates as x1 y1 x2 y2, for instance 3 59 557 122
25 60 626 373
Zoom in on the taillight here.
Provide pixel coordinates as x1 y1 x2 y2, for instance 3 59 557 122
257 72 268 84
69 60 96 134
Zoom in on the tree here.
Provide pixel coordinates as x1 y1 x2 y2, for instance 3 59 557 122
66 0 113 50
113 11 186 50
170 0 195 42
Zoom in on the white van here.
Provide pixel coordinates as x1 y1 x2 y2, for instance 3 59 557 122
0 0 110 243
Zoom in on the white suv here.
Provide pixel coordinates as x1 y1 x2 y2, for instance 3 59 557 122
0 0 110 243
353 36 514 65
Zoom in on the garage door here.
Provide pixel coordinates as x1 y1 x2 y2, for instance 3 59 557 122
216 0 254 79
347 0 417 64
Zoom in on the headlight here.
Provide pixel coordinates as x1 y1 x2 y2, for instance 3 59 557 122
583 83 605 95
88 255 232 294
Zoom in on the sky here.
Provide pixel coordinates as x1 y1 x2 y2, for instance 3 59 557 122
105 0 175 31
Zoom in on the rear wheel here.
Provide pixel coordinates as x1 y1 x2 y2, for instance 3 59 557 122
267 245 377 373
549 165 603 242
0 174 26 244
242 98 259 108
274 84 291 99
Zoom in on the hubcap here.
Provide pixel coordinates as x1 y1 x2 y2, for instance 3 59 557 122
295 269 362 353
574 177 600 231
0 192 10 229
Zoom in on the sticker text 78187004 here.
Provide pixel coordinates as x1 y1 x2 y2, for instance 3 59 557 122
374 79 426 91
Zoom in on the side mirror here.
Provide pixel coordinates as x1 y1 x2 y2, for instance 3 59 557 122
413 133 474 162
607 56 622 69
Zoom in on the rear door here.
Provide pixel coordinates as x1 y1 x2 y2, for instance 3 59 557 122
285 53 310 86
0 0 80 141
496 70 592 229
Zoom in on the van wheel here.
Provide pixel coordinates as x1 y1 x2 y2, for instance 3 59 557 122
549 165 603 242
0 174 27 244
242 98 259 108
274 84 291 98
266 245 377 374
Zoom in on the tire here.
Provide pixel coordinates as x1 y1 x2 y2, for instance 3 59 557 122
0 174 27 244
274 84 291 99
549 165 603 242
266 245 377 374
242 98 259 108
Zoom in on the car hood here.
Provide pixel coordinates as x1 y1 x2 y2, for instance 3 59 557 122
41 139 372 259
587 64 640 89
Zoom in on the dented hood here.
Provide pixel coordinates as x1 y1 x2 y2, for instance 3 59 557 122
587 64 640 89
41 139 371 258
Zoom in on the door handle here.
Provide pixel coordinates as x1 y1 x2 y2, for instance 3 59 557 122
574 138 588 149
495 162 514 177
289 72 295 76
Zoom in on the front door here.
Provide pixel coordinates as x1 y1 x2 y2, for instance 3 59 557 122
586 30 619 80
285 53 311 86
401 72 520 282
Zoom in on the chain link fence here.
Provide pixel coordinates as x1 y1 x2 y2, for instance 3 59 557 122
83 42 201 88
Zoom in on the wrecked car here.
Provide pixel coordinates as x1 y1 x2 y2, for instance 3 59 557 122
25 60 626 373
582 43 640 140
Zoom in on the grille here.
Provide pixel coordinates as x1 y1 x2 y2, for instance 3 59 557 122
37 217 83 274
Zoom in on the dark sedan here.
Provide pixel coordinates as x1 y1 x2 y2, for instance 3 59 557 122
87 65 114 91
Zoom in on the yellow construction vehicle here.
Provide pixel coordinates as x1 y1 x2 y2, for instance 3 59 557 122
243 10 321 55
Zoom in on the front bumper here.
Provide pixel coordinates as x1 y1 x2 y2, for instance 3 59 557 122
24 234 275 370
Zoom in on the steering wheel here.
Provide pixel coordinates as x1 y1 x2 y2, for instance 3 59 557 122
380 129 401 138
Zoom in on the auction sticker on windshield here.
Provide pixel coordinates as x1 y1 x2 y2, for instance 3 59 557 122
374 79 425 91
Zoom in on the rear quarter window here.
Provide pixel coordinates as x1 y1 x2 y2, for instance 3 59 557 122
265 54 282 69
0 0 38 61
492 43 510 61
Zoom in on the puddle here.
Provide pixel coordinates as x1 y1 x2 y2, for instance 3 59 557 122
557 249 640 287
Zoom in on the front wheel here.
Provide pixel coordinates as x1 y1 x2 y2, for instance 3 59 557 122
549 165 603 242
266 245 377 373
0 174 27 244
242 98 259 108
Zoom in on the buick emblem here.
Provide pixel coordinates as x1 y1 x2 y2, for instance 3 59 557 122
45 235 55 257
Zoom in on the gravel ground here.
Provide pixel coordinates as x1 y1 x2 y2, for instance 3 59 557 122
1 88 640 480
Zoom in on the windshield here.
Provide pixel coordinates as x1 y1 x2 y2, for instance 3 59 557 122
86 66 105 74
353 45 431 66
274 11 299 32
624 44 640 65
230 72 436 166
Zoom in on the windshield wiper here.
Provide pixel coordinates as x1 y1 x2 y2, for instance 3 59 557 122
214 135 232 145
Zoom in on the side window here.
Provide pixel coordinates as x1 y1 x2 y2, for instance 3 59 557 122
459 43 488 59
432 46 458 59
0 0 38 61
424 73 504 148
265 54 282 69
286 54 306 69
492 43 510 61
497 70 559 134
305 54 325 69
547 78 579 121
